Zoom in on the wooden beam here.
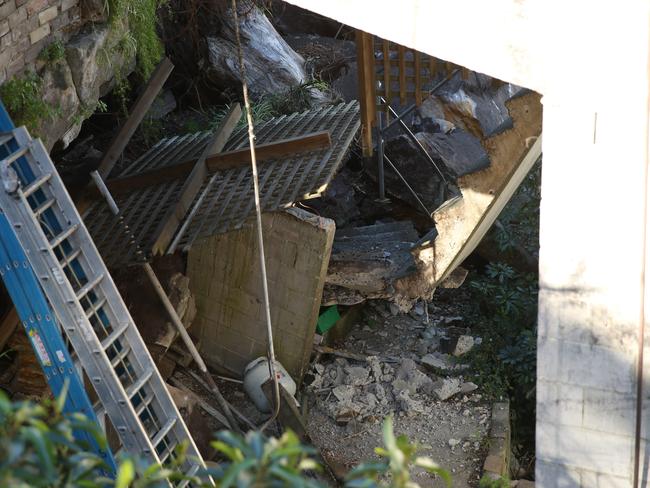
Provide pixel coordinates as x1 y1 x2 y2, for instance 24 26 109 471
398 45 407 105
97 57 174 179
415 51 422 106
382 39 391 118
150 104 242 255
205 130 331 172
355 29 376 157
105 131 332 196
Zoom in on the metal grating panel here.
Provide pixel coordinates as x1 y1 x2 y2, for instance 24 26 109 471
84 101 360 268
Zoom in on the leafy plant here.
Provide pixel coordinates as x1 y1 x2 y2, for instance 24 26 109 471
106 0 164 78
345 415 451 488
0 383 205 487
207 429 322 487
73 100 109 125
38 40 66 64
466 162 541 465
0 72 60 134
0 384 111 487
479 474 511 488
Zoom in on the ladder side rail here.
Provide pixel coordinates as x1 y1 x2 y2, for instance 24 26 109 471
24 134 203 466
0 108 118 472
0 214 118 471
7 132 204 470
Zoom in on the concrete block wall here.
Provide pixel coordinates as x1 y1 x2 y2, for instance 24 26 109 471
0 0 81 83
537 87 650 485
187 208 335 382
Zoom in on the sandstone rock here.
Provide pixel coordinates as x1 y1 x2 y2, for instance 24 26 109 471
206 5 306 98
37 60 80 150
66 23 134 106
454 335 475 356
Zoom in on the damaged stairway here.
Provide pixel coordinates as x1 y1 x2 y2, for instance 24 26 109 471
0 108 206 482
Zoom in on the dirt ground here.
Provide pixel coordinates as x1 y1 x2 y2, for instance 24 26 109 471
175 290 493 487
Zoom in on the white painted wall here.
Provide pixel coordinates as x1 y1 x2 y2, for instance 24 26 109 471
286 0 650 485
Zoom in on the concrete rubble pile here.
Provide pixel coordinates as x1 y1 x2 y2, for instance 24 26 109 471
307 334 480 425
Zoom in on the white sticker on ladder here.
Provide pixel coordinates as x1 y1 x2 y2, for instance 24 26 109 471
52 267 65 285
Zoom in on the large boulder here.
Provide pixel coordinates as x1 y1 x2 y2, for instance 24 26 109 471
206 5 306 97
65 23 135 107
37 60 81 150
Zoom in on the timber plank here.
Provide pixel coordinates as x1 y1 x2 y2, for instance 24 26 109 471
150 104 243 255
97 58 174 178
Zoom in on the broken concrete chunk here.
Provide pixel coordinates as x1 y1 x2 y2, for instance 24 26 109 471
332 384 356 403
433 377 462 401
454 335 475 357
421 352 460 371
460 382 479 394
344 365 372 386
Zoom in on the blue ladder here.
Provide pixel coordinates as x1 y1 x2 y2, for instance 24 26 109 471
0 101 117 473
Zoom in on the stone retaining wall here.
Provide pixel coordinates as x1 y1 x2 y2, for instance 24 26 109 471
0 0 84 83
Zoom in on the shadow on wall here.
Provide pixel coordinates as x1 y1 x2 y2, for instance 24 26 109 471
536 289 650 487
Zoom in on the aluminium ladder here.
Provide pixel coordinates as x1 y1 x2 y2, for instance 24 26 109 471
0 125 206 481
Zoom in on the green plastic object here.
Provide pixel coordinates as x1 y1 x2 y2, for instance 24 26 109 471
316 305 341 334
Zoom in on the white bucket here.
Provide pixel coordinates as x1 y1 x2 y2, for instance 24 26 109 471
243 357 297 413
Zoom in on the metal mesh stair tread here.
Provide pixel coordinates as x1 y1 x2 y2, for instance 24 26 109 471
83 101 360 268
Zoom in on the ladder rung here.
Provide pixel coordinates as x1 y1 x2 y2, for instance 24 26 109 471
59 248 81 268
49 224 79 248
151 418 177 448
2 145 28 165
178 465 201 488
76 273 104 301
110 346 131 368
33 197 55 217
0 133 14 146
159 444 176 465
93 401 106 423
127 369 154 400
85 297 107 319
134 391 155 417
22 173 52 198
100 322 129 351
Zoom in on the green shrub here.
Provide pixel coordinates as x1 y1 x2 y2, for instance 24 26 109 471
479 474 511 488
0 72 60 134
208 429 322 487
1 391 450 486
106 0 164 79
0 385 111 487
38 40 66 64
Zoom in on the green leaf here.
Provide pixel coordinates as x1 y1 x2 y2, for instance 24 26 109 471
22 426 55 481
115 459 135 488
211 440 243 462
219 458 256 488
297 458 321 472
415 457 452 486
382 415 396 453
